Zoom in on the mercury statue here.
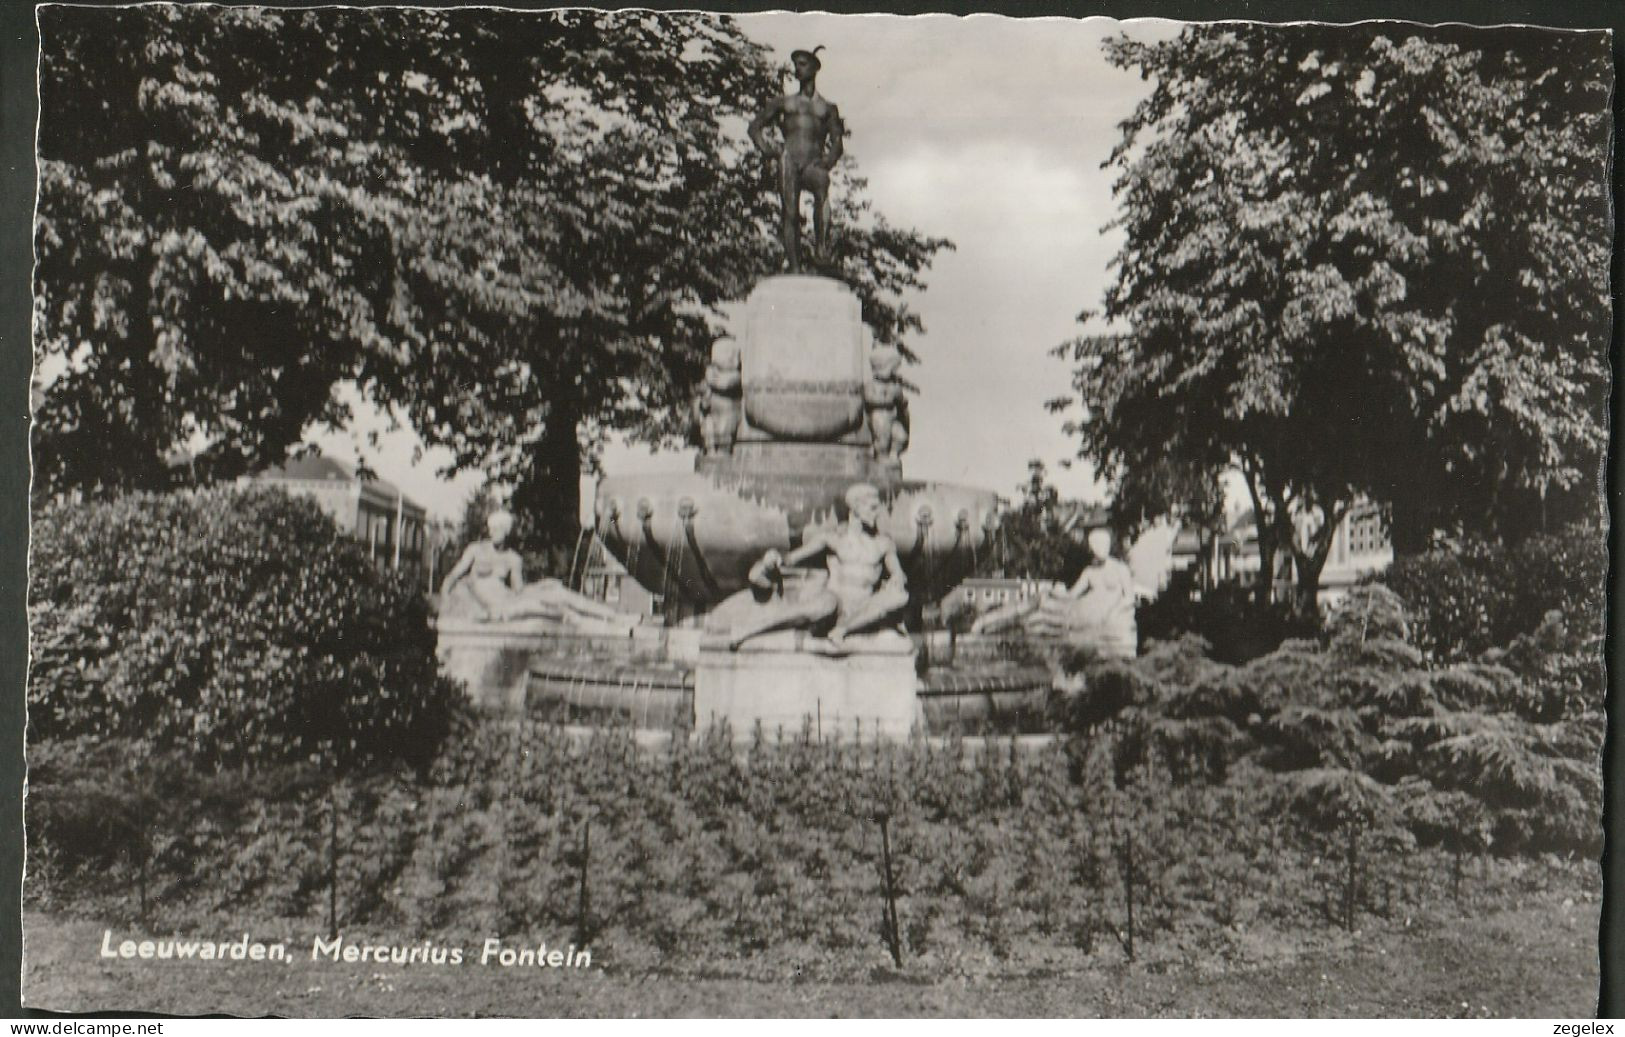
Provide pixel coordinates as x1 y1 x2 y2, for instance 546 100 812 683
748 46 845 273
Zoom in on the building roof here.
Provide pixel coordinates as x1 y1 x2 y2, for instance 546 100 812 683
1171 525 1240 556
263 455 353 482
258 454 423 513
584 545 630 575
1054 501 1110 534
1171 527 1205 554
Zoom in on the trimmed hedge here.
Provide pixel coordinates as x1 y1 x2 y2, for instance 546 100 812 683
28 486 465 769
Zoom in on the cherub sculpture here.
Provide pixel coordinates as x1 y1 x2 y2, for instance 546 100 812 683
864 344 910 461
698 337 743 456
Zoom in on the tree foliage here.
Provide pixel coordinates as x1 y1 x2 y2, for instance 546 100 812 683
975 460 1093 581
35 6 950 549
1053 24 1610 602
1380 519 1605 662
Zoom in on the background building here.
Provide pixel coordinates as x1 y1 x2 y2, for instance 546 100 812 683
939 575 1060 620
1168 525 1242 596
1312 499 1393 607
1182 500 1392 606
579 538 662 618
247 456 430 585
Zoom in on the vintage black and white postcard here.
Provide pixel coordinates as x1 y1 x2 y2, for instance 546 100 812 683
19 2 1614 1019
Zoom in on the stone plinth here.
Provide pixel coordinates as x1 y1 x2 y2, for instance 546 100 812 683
693 631 922 740
591 270 998 611
436 618 644 711
739 276 867 442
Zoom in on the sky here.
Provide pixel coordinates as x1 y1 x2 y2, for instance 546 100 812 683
312 13 1185 525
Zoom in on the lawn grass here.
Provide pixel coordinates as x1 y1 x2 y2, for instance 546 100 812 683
22 891 1598 1017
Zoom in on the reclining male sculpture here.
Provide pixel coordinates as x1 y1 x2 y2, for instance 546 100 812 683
711 482 909 653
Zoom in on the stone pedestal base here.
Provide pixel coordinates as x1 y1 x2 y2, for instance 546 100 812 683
693 631 922 741
739 276 867 442
1065 629 1137 660
436 618 641 711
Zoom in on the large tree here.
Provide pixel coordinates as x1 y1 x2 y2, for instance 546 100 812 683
34 7 949 551
975 460 1094 582
1052 24 1610 606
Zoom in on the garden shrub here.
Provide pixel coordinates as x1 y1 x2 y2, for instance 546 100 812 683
26 716 1600 974
1059 658 1157 733
1257 705 1377 771
23 725 1355 972
1392 779 1491 853
1429 664 1534 717
29 485 465 770
1501 523 1607 643
1378 543 1497 660
1231 638 1331 716
1158 667 1259 726
1279 766 1401 833
1135 583 1321 664
1054 578 1601 861
1324 584 1411 646
1381 521 1605 660
1487 610 1605 722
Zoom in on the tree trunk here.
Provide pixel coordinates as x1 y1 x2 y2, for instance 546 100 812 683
512 391 583 563
1242 469 1277 607
1198 528 1213 594
1290 502 1349 612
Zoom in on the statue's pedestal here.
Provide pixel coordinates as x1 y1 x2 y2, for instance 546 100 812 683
693 631 922 740
1025 613 1138 660
435 618 646 711
436 622 547 711
738 275 868 443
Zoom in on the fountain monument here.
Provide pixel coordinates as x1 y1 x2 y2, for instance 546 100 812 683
437 49 1080 737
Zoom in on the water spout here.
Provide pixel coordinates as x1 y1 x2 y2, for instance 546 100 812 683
567 526 591 591
678 496 723 601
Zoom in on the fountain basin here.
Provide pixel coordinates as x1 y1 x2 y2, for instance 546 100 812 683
594 468 999 609
523 643 1054 736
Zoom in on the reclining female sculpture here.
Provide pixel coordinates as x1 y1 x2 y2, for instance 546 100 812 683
440 510 637 632
971 527 1137 657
